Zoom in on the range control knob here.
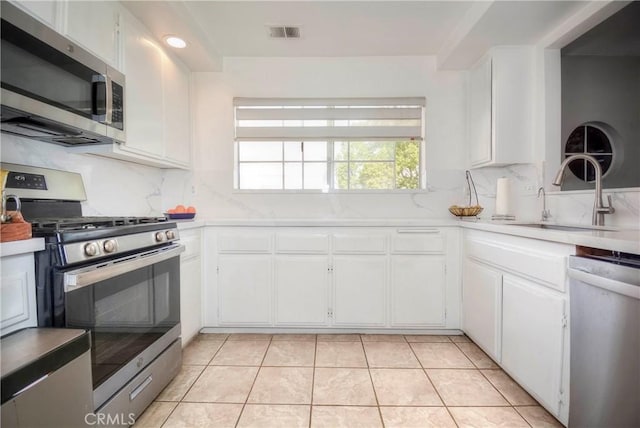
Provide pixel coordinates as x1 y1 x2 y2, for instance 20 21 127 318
84 242 99 257
103 239 117 253
166 230 175 240
155 232 166 242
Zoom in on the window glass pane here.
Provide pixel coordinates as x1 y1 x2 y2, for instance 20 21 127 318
284 163 302 189
348 119 420 127
303 120 328 127
239 163 282 189
350 162 394 189
395 141 420 189
238 141 282 161
349 141 394 161
283 120 302 127
334 142 348 160
304 163 327 190
284 142 302 161
334 120 349 127
304 141 327 161
333 162 349 190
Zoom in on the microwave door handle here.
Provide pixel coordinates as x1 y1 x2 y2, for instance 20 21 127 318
63 244 184 292
91 74 107 123
104 74 113 125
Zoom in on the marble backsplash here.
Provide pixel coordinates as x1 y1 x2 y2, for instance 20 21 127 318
1 134 637 229
162 163 639 229
0 134 164 216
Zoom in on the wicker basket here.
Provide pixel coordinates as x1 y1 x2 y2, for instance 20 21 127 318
449 170 483 217
448 205 483 217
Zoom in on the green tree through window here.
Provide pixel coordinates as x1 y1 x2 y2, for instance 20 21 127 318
334 141 420 190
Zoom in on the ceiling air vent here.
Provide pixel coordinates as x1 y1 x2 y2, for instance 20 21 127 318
268 26 300 39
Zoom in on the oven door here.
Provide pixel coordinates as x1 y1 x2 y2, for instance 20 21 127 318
60 244 184 409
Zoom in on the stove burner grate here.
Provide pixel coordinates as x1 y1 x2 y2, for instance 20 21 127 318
30 216 168 233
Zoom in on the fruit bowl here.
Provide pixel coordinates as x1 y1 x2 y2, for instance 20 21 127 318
164 212 196 220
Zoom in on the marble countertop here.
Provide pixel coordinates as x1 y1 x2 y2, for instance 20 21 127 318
175 217 640 255
460 220 640 255
0 238 45 258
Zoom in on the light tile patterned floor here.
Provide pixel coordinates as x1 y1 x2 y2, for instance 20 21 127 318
134 333 564 428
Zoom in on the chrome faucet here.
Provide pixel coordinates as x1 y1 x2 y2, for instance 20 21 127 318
552 154 614 226
537 187 550 222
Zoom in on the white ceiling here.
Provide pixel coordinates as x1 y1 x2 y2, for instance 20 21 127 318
122 1 600 71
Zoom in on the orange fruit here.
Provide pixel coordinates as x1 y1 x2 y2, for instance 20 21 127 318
186 206 196 213
167 208 176 214
175 205 186 213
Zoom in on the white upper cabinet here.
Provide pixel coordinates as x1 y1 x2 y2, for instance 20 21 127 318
68 6 192 169
9 0 57 28
468 46 535 167
162 55 191 166
121 9 165 158
63 1 120 69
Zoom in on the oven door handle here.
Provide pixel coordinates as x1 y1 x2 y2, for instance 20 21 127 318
63 244 184 292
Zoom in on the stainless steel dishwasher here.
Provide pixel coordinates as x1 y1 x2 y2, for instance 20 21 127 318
568 254 640 428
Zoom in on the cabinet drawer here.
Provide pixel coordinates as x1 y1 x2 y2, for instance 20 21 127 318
218 233 271 253
391 229 444 254
181 234 201 260
332 233 387 254
275 233 329 254
465 234 570 292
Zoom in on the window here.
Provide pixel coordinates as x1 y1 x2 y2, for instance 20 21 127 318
234 98 425 191
564 124 614 182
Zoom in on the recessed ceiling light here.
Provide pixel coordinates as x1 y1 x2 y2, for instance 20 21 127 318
164 35 187 49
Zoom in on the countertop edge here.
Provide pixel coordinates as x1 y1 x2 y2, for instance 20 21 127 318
180 218 639 254
0 238 45 258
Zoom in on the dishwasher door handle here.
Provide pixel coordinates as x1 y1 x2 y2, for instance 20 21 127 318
568 267 640 300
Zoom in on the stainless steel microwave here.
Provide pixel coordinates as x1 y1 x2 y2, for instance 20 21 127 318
0 2 125 145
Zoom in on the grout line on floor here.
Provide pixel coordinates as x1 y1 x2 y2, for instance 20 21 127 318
309 335 318 428
233 335 273 428
408 338 460 428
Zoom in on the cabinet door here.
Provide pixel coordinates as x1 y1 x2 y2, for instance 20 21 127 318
64 1 120 68
391 255 445 326
163 55 191 166
462 258 502 361
121 12 164 157
217 255 271 325
180 255 201 344
9 0 57 27
502 274 565 415
469 56 492 166
274 256 328 325
333 256 386 326
0 254 38 335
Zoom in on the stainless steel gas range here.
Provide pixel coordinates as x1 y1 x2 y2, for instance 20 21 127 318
1 163 183 419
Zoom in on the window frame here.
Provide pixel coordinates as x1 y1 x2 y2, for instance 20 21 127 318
233 98 427 193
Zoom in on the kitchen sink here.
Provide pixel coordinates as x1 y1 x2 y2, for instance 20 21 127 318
511 223 618 232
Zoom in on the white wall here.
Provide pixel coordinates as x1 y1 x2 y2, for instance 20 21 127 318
1 134 164 216
163 56 476 219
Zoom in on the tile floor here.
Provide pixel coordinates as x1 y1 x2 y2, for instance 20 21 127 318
134 333 564 428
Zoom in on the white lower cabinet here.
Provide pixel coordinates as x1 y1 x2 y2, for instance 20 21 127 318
179 229 202 345
207 226 457 330
217 255 271 325
333 255 386 326
462 229 572 425
462 258 502 361
502 274 566 416
0 253 38 335
274 256 328 325
391 255 446 326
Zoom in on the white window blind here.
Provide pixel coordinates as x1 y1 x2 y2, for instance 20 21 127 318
234 97 425 141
